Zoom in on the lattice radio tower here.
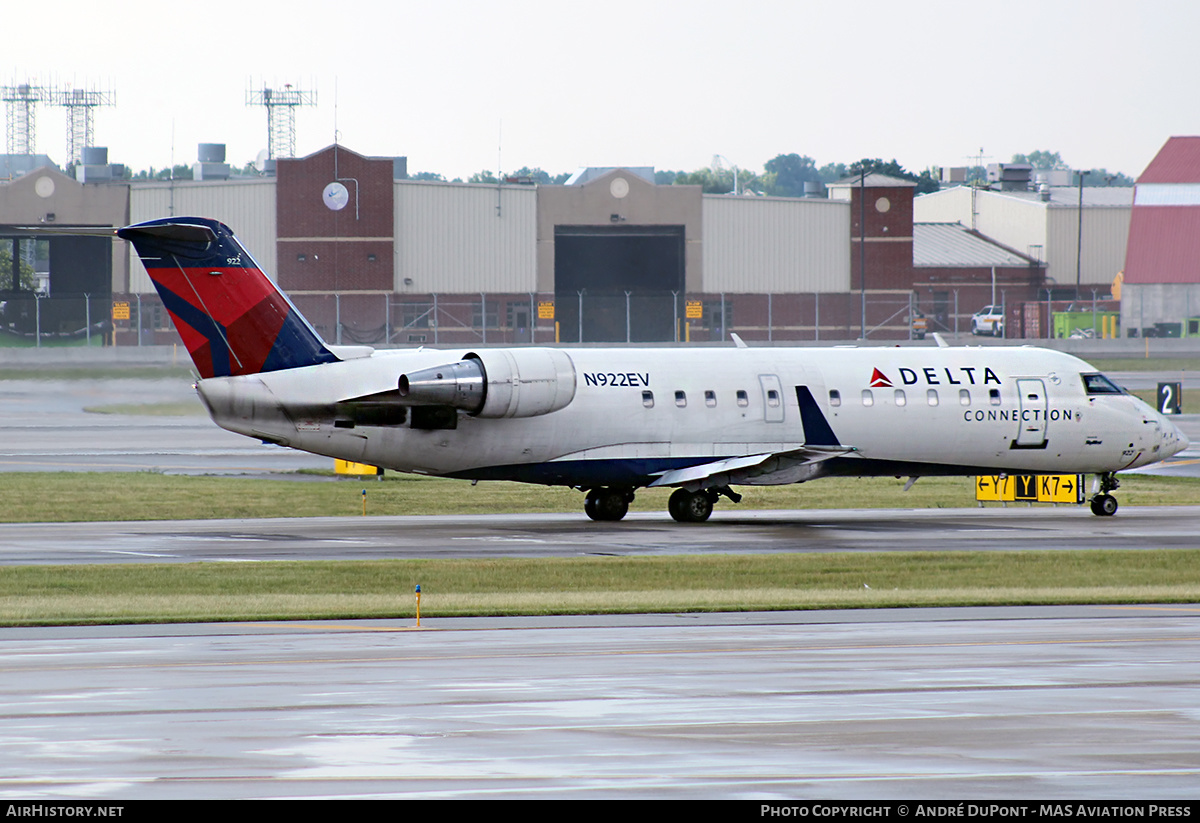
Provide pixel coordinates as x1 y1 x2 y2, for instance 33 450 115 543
2 81 54 155
54 84 116 164
246 82 317 159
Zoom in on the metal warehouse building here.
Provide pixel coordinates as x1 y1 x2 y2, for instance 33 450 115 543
2 142 1075 346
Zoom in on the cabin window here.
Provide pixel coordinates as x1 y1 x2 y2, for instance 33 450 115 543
766 389 780 407
894 389 906 406
642 390 654 408
927 389 939 406
861 389 874 407
736 390 749 407
704 390 717 407
675 390 687 407
989 388 1002 406
959 389 971 405
829 389 841 407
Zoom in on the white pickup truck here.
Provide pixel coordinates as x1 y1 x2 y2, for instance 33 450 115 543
970 305 1005 337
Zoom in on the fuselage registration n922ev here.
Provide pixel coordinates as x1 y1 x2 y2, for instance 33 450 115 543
118 217 1187 521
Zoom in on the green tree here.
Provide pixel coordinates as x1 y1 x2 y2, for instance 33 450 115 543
467 170 499 184
0 244 36 291
129 164 194 181
1079 169 1134 187
507 166 555 185
1011 150 1067 169
818 162 848 184
762 153 820 197
673 165 764 195
674 167 735 194
410 171 446 182
841 158 939 194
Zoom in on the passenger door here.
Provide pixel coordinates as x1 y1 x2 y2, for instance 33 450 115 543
1015 378 1048 448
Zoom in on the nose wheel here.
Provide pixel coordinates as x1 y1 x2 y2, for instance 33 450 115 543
1089 473 1120 517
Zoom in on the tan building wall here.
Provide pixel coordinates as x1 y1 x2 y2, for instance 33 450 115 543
0 166 130 293
394 180 537 294
703 194 849 293
914 186 1129 289
129 178 277 293
536 169 703 292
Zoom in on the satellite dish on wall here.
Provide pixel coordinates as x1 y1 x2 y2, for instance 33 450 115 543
254 149 270 172
323 181 349 211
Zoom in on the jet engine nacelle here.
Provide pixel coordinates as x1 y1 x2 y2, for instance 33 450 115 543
397 348 576 418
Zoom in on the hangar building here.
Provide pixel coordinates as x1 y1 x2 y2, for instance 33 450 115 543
4 143 1054 346
1120 136 1200 336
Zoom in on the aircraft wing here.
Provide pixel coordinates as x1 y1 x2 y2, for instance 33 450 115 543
650 384 853 488
648 445 854 488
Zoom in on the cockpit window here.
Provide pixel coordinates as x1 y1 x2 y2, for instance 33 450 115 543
1081 373 1125 395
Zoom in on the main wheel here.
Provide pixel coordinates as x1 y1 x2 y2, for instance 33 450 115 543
585 488 630 521
668 489 714 523
1090 494 1118 517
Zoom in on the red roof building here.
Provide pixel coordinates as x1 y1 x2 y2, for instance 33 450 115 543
1121 137 1200 335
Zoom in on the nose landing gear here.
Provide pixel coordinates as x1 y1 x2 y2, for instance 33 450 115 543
1089 473 1120 517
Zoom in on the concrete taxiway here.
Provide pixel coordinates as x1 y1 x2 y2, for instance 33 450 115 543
2 505 1199 565
0 378 325 474
2 606 1199 799
2 362 1198 799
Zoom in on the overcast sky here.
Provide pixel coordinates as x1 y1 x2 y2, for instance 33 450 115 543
7 0 1198 181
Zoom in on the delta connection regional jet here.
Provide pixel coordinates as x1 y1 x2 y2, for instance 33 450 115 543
117 217 1187 522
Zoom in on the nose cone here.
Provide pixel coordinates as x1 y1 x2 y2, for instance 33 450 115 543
1162 416 1190 459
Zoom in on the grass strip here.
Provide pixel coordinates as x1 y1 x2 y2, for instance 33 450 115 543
4 472 1200 523
2 550 1199 626
0 366 194 381
82 401 205 416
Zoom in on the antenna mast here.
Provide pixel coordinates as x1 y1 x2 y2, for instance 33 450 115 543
2 80 54 155
246 81 317 159
53 83 115 164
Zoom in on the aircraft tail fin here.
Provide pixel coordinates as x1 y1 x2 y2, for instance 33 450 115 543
118 217 339 378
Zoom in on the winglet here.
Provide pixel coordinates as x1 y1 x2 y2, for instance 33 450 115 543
932 332 949 348
730 333 748 349
795 385 842 447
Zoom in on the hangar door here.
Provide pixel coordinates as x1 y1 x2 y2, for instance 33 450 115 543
554 225 684 343
1 233 111 342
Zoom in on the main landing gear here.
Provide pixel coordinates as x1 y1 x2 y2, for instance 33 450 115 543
667 486 742 522
584 487 634 521
1089 472 1120 517
581 485 743 523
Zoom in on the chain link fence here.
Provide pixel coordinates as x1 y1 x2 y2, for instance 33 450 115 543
3 290 1123 348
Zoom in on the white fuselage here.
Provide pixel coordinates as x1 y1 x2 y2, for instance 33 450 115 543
194 345 1187 487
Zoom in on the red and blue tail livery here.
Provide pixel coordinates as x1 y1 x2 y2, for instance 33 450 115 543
118 217 338 378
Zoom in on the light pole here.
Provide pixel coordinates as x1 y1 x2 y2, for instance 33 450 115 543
713 154 740 196
859 166 868 339
1075 169 1088 301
